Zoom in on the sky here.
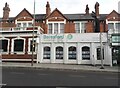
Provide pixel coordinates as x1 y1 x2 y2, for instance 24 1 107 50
0 0 120 17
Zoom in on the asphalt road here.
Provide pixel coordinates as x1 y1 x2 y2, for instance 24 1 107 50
1 67 119 86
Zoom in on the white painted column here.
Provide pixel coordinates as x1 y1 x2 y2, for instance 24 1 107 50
90 43 96 65
50 43 55 63
39 44 43 63
36 37 40 63
77 42 81 64
63 43 68 64
38 36 43 63
79 46 82 64
36 42 40 63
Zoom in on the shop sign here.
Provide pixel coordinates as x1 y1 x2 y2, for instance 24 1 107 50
43 34 73 41
43 35 64 40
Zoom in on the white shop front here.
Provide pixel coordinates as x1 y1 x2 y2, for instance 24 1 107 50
37 33 112 66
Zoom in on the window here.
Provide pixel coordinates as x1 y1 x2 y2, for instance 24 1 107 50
56 46 63 59
48 23 64 34
48 23 52 34
54 23 58 34
68 46 76 60
60 23 64 33
1 40 8 52
28 23 33 27
75 22 86 33
115 23 120 30
30 40 36 52
16 23 21 30
75 23 80 33
108 23 114 30
14 39 24 52
81 23 86 33
82 46 90 60
43 46 50 59
17 23 21 27
97 48 104 60
23 23 27 27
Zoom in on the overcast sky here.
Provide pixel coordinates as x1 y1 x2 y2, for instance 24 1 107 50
0 0 120 17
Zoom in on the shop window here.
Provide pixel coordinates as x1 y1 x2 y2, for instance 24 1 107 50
68 46 76 60
1 40 8 52
82 46 90 60
43 46 50 59
14 39 24 52
97 48 104 60
56 46 63 59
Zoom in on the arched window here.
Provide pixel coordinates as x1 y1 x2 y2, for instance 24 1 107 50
43 46 50 59
82 46 90 60
1 40 8 52
56 46 63 59
68 46 76 60
14 39 24 52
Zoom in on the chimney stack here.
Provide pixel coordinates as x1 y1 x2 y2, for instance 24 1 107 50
85 4 89 15
95 2 99 17
3 2 10 20
46 1 51 17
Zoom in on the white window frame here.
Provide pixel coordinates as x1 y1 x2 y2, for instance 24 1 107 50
0 38 9 54
15 21 33 31
47 21 65 34
107 21 120 33
11 38 25 54
74 21 87 33
28 38 37 54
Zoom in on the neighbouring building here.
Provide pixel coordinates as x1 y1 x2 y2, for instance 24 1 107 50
0 1 119 66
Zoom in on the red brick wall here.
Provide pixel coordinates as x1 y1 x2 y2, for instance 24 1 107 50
86 21 94 33
65 22 75 33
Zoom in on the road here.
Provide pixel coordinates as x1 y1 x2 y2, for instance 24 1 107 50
1 67 119 86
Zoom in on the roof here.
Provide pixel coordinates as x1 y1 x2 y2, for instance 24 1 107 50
0 13 108 22
64 14 94 21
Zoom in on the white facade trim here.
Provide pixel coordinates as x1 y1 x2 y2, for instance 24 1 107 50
11 37 25 54
0 38 10 54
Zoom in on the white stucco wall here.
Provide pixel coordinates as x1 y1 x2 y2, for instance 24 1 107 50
37 33 112 66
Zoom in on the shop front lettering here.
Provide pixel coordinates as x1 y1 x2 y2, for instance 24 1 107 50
43 35 64 40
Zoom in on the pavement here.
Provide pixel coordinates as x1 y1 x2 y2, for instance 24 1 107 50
0 62 119 73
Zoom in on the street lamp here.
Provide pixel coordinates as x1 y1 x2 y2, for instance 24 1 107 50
31 0 35 66
91 11 104 69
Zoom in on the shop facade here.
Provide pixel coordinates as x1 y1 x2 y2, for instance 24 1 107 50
37 33 112 66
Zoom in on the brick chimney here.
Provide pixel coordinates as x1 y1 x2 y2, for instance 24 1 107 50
3 2 10 20
95 2 99 17
46 1 51 17
85 4 89 15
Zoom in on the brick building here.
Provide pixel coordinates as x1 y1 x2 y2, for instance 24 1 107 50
0 2 119 65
